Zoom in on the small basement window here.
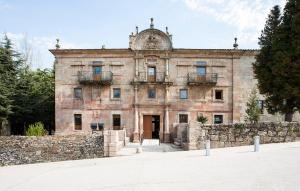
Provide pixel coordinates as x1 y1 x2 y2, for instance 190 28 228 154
179 114 188 123
214 115 223 124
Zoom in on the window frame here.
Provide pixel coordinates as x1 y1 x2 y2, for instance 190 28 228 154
179 114 189 123
179 89 188 99
112 88 121 99
215 90 223 100
148 88 156 99
74 88 83 99
214 115 223 124
93 66 102 75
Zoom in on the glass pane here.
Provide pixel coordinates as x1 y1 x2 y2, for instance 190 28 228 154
148 89 156 98
197 67 206 76
93 66 102 75
180 89 188 99
113 88 121 98
74 88 82 98
214 115 223 124
148 67 155 76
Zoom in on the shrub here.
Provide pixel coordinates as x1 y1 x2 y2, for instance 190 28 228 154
197 115 208 124
26 122 47 136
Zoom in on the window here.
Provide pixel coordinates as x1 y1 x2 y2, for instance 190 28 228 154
112 114 121 130
148 88 156 99
113 88 121 99
197 66 206 76
93 66 102 75
74 88 82 99
148 67 156 82
257 100 264 114
214 115 223 124
179 114 188 123
215 90 223 100
180 89 188 99
74 114 82 130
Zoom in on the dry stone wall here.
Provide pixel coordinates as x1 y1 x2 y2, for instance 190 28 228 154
184 122 300 150
0 134 104 166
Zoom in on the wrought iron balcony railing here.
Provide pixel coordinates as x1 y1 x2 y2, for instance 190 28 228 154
78 71 113 85
134 72 172 84
187 73 218 85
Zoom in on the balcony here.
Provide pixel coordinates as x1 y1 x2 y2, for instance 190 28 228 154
78 71 113 85
133 72 172 85
187 73 218 85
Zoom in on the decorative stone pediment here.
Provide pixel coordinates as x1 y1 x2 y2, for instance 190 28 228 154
130 29 172 51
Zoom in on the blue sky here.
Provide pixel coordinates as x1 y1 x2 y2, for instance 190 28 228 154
0 0 285 69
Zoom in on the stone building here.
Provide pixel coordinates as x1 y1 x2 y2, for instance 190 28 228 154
50 19 298 143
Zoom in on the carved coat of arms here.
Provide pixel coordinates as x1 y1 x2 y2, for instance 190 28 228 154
144 35 159 49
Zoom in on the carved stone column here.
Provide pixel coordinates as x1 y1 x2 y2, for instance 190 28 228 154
133 85 140 143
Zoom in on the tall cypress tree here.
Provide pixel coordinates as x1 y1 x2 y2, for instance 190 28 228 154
254 1 300 121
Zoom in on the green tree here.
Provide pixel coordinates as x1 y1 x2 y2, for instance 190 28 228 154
253 2 300 121
245 89 261 124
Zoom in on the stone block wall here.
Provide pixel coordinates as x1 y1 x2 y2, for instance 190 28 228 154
183 121 300 150
0 134 104 166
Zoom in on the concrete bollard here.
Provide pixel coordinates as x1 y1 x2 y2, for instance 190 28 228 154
205 140 210 156
254 136 260 152
136 146 142 154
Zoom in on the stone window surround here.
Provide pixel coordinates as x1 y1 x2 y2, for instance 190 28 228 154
179 88 188 99
148 87 156 99
111 87 121 100
213 88 225 102
74 87 83 99
213 113 224 124
177 112 190 124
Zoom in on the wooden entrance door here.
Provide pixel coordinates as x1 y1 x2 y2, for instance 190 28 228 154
143 115 152 139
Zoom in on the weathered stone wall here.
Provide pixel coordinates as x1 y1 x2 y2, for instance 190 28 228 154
0 134 103 166
183 121 300 150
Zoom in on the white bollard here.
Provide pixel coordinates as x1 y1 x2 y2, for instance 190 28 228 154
254 136 260 152
136 146 142 154
205 140 210 156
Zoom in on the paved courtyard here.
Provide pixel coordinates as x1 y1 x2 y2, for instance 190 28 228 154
0 142 300 191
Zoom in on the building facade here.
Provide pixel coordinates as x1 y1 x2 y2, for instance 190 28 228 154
50 19 296 143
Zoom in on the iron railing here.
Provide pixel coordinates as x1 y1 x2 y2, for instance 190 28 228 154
78 71 113 85
136 72 166 83
187 73 218 85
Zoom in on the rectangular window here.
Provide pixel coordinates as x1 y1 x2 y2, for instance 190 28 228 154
112 114 121 130
214 115 223 124
74 114 82 130
179 114 188 123
257 100 264 114
113 88 121 99
74 88 82 99
148 88 156 99
197 66 206 76
180 89 188 99
215 90 223 100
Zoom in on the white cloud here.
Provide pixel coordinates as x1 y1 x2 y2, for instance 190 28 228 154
183 0 285 46
4 33 83 69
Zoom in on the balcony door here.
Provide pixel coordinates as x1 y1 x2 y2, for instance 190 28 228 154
93 66 102 81
196 66 206 81
148 67 156 82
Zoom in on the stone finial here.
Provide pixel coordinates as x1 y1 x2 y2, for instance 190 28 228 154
233 37 238 49
136 26 139 34
150 18 154 29
55 38 60 49
166 26 169 34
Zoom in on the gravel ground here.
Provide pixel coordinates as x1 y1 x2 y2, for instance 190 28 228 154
0 142 299 191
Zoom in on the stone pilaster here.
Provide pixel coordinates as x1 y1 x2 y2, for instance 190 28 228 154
133 85 140 143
